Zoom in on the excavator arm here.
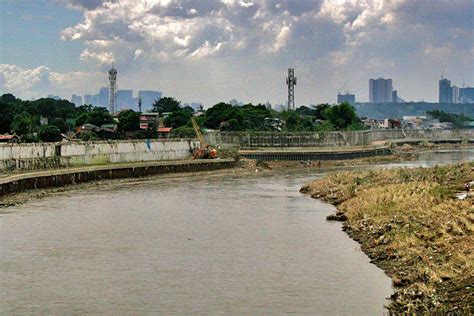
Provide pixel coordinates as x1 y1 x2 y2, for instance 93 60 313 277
191 117 207 146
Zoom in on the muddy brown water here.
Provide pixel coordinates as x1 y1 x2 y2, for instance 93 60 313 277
1 149 473 314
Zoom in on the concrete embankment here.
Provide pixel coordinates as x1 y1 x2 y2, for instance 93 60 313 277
239 146 391 161
209 129 473 148
0 139 199 172
300 163 474 313
0 159 236 196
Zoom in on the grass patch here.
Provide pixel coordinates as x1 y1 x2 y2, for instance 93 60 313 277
301 162 474 313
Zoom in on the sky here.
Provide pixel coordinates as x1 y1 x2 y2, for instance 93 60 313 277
0 0 473 106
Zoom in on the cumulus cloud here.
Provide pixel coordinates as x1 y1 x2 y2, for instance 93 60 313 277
0 64 102 100
7 0 472 103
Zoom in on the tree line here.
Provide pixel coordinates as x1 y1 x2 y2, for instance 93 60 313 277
0 93 364 142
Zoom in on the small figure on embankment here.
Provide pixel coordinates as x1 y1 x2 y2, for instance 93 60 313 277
300 163 474 314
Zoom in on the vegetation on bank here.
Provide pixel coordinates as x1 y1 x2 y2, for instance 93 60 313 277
300 163 473 313
427 110 473 128
0 93 363 142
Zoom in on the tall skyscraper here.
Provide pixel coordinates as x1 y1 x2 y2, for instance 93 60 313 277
452 86 460 103
460 87 474 103
117 90 133 110
392 90 398 103
138 90 162 111
83 94 93 105
98 87 109 107
439 78 452 103
369 78 393 103
337 93 356 105
71 94 83 106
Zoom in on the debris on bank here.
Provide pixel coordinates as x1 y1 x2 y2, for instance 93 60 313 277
300 163 474 313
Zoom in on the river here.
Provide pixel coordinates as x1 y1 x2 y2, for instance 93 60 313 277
1 149 473 314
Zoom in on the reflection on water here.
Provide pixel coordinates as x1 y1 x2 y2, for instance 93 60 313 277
1 149 473 314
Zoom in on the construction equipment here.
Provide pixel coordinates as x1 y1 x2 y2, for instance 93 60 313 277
191 117 218 159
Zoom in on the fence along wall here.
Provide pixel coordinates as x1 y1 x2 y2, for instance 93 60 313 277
0 139 199 172
207 129 474 148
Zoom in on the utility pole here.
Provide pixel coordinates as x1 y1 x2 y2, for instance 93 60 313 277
138 97 142 113
108 63 117 113
286 68 297 110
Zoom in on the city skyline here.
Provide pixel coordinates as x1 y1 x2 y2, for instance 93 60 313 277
1 0 473 105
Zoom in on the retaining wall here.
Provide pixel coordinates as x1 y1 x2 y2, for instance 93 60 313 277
207 129 474 148
240 147 392 161
0 139 199 172
0 159 237 196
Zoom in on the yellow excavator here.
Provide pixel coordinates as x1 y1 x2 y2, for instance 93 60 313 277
191 117 218 159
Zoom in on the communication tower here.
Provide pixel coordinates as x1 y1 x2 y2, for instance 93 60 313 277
286 68 297 110
108 64 117 113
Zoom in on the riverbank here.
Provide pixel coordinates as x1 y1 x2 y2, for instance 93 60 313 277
0 143 470 208
300 163 474 313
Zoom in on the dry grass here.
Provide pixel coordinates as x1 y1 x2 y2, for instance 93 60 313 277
301 162 474 313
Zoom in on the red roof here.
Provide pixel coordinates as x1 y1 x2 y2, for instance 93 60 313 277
157 127 172 133
0 135 17 140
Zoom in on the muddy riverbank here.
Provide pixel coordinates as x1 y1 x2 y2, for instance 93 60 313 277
1 143 471 208
0 151 416 209
300 163 474 313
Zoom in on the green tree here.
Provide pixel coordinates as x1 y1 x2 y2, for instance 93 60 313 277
427 110 472 128
51 118 68 133
152 97 180 114
280 110 300 131
0 100 14 133
118 110 140 131
75 107 114 127
38 125 62 142
204 102 242 129
323 102 359 130
1 93 16 103
11 112 32 135
164 109 192 129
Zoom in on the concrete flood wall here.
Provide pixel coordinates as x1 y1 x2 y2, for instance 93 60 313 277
0 159 237 196
240 147 392 161
0 139 199 172
207 129 474 148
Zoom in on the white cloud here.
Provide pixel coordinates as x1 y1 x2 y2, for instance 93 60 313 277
0 64 102 100
6 0 472 104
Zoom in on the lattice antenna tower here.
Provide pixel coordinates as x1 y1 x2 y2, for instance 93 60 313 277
286 68 297 110
108 63 117 113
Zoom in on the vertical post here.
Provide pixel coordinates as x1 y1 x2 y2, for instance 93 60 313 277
108 64 117 114
286 68 297 110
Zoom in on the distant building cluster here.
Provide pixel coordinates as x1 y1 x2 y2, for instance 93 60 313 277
69 88 162 112
439 77 474 104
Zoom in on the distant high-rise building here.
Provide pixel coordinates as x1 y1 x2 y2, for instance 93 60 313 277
190 102 203 111
98 87 109 107
337 93 355 105
117 90 133 110
460 87 474 103
439 78 452 103
71 94 83 106
392 90 398 103
83 94 93 105
452 86 460 103
369 78 393 103
138 90 162 111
